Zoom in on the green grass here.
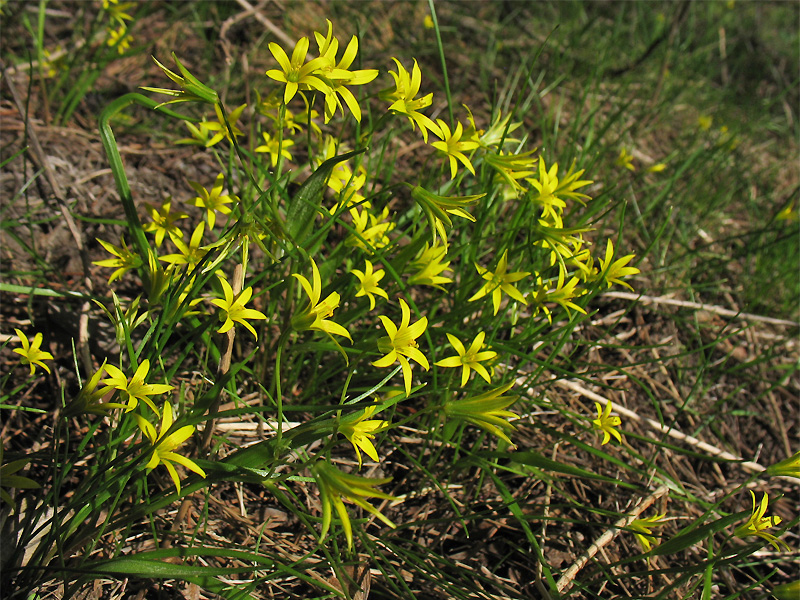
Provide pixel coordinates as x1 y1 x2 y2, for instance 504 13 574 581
1 2 797 599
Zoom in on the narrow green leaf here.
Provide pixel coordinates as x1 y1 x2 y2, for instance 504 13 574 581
285 148 365 246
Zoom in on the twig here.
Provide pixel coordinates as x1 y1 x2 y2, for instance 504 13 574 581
602 290 799 328
233 0 296 48
555 485 669 594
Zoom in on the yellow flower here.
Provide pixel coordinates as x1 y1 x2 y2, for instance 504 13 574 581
407 244 453 290
436 332 497 387
199 103 246 148
292 258 351 341
102 359 173 415
134 402 206 494
189 174 235 229
372 299 429 396
592 401 622 445
444 381 518 446
211 278 268 339
346 206 395 252
615 148 635 171
468 250 530 315
767 452 800 478
314 20 379 123
339 402 389 467
547 272 587 319
628 512 668 552
13 329 54 375
63 362 126 417
266 37 330 104
313 461 398 550
93 236 142 283
106 25 132 55
255 131 295 168
697 114 713 131
159 222 210 270
351 260 389 310
382 58 438 142
597 239 640 291
142 198 188 247
528 157 593 210
431 119 480 179
734 491 789 551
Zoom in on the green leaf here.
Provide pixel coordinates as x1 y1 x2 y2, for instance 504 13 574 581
285 148 365 247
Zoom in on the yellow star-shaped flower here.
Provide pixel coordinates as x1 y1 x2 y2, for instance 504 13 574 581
435 332 497 387
292 257 351 341
134 402 206 494
13 329 54 376
372 299 429 396
468 250 530 315
211 279 268 339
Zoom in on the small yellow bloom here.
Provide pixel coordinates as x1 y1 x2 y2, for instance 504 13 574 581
597 239 640 291
628 512 668 552
292 258 351 341
468 250 530 315
423 15 434 29
767 452 800 478
189 174 235 229
266 37 330 104
430 119 480 179
102 359 173 415
647 162 667 173
134 402 206 494
407 244 453 290
255 131 295 168
436 332 497 387
313 461 398 550
382 58 438 142
372 299 429 396
63 362 126 417
734 491 789 551
339 402 389 467
313 20 378 123
142 198 188 247
346 206 395 252
106 25 132 55
159 222 210 270
615 148 635 171
546 272 587 319
697 114 713 131
93 236 142 283
592 401 622 445
351 260 389 310
211 278 268 339
13 329 54 375
529 157 593 208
